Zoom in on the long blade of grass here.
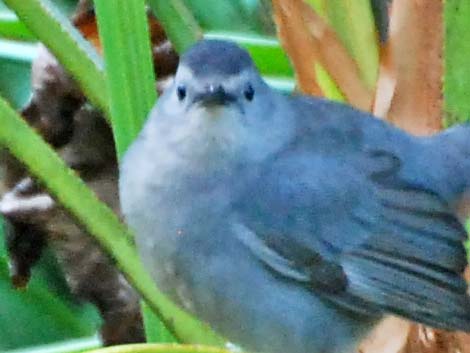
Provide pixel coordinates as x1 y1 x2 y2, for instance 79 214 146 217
324 0 379 90
444 0 470 126
273 0 373 106
0 97 226 347
94 0 156 158
3 0 109 117
141 302 176 343
444 0 470 246
0 12 36 41
300 1 371 107
147 0 202 53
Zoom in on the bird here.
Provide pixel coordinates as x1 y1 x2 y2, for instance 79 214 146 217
119 39 470 353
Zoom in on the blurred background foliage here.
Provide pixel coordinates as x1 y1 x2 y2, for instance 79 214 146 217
0 0 76 108
0 2 101 351
0 1 469 353
0 224 100 351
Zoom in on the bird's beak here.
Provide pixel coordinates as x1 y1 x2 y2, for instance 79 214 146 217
193 85 236 107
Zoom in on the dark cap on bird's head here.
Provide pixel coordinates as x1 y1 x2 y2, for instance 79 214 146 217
180 39 255 77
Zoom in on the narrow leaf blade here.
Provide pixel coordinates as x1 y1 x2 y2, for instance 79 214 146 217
325 0 379 89
148 0 202 53
3 0 109 116
94 0 156 157
0 97 226 346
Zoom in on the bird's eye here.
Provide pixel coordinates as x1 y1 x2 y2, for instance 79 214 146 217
177 85 186 101
244 84 254 101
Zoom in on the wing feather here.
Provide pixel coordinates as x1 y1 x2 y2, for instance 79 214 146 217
237 147 470 331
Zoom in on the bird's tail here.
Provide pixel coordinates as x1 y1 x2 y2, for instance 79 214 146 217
426 123 470 211
436 123 470 157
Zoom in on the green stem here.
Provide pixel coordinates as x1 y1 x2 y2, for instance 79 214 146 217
0 12 36 41
324 0 379 89
3 0 109 117
147 0 202 53
94 0 156 158
444 0 470 126
0 97 226 347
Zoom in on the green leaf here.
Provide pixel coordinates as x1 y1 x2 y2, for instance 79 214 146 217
314 63 345 102
94 0 156 158
3 0 110 117
444 0 470 253
147 0 202 53
0 225 99 350
0 12 36 41
141 302 176 344
324 0 379 89
444 0 470 125
0 96 226 346
306 0 326 17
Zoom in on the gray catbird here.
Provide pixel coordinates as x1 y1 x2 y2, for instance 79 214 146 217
119 40 470 353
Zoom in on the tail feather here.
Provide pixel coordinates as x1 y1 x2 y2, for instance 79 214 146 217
424 124 470 210
438 123 470 158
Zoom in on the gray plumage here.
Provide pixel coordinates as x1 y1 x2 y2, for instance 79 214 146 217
181 40 254 77
120 40 470 353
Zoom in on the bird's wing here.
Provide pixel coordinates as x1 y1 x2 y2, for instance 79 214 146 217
235 147 470 331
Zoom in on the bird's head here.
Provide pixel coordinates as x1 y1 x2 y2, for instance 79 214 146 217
150 40 293 163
